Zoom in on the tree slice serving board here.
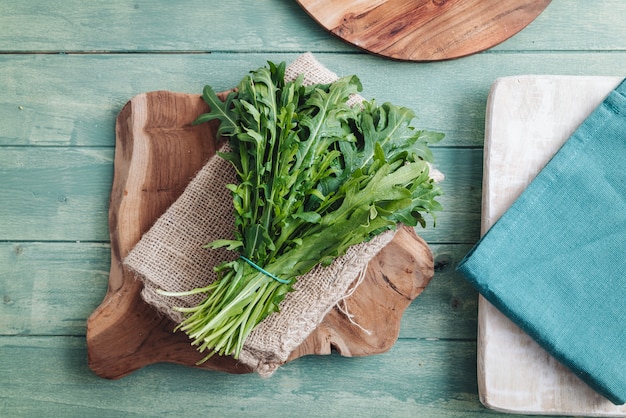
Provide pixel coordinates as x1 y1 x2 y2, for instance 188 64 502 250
86 90 435 379
296 0 551 61
481 75 626 416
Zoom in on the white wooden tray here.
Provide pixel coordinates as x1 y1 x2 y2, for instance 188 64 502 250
480 75 626 416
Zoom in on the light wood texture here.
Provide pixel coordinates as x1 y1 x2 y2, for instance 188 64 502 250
296 0 551 61
86 91 435 379
5 52 626 150
481 75 625 416
0 145 484 244
2 0 626 415
2 336 488 417
0 242 478 339
1 1 625 53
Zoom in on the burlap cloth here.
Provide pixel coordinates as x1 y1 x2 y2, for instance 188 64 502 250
124 53 431 376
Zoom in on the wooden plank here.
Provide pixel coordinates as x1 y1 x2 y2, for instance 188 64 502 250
0 243 477 340
0 1 625 53
2 52 626 147
0 147 113 242
0 336 497 417
0 53 463 147
0 242 110 336
0 147 482 243
479 76 626 416
0 0 344 53
489 0 626 51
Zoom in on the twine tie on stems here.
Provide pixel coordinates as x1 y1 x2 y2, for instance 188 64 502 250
239 256 291 284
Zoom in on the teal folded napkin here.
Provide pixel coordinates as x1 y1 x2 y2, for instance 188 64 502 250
457 79 626 405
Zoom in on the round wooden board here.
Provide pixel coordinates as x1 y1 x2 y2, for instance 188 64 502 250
296 0 551 61
86 90 436 379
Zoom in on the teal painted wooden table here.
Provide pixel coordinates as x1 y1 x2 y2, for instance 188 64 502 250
1 1 624 417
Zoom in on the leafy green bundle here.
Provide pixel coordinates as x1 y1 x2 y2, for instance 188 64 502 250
167 61 443 361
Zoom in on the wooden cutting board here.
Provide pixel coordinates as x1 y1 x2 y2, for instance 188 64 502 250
86 90 435 379
481 75 625 416
296 0 551 61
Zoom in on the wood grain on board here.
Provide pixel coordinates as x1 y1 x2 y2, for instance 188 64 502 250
86 90 435 379
480 75 625 416
296 0 551 61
